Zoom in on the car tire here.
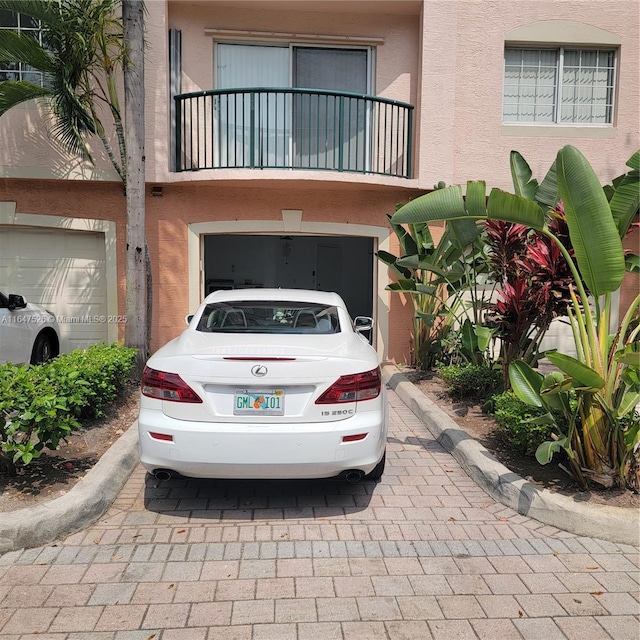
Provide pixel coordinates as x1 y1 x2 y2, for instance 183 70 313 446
366 451 386 481
30 332 53 365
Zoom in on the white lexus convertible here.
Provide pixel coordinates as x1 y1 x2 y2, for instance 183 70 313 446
138 289 387 482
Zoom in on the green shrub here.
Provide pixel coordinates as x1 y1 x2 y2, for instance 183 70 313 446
490 391 554 455
437 363 502 403
0 343 137 472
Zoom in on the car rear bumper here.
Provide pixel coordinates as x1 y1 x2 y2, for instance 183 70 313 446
138 405 387 479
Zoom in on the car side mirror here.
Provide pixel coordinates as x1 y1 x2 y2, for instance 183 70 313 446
354 316 373 333
185 314 194 326
7 294 27 311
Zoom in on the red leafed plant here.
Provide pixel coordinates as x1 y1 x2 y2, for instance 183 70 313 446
485 206 576 386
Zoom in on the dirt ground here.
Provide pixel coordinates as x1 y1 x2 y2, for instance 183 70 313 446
405 369 639 510
0 373 638 512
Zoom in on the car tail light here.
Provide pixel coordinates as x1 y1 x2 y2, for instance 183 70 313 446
141 367 203 403
316 367 381 404
342 433 368 442
149 432 174 442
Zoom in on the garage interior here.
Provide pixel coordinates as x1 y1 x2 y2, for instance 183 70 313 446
203 235 375 320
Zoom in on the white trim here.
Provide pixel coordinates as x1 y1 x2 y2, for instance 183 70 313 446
188 215 391 360
505 21 622 46
0 202 118 343
206 28 384 47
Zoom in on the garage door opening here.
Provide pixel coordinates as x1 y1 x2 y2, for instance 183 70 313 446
203 235 374 320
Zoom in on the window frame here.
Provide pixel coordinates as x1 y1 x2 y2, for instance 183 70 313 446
0 9 45 86
502 45 617 127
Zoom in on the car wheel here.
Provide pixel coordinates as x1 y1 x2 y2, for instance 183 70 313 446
30 332 53 365
366 451 386 481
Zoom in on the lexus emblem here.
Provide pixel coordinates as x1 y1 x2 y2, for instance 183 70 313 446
251 365 268 377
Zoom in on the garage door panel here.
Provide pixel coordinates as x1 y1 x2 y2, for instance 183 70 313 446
0 226 108 353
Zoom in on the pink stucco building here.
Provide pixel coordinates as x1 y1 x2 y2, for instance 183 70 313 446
1 0 638 362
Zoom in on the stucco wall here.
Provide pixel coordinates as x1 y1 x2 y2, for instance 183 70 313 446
0 177 420 361
418 0 640 189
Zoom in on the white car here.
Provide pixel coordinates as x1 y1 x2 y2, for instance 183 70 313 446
138 289 387 482
0 291 60 365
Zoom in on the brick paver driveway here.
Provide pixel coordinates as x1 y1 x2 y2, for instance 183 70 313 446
0 390 638 639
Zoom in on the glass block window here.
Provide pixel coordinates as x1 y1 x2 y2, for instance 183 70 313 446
0 9 45 85
503 47 615 125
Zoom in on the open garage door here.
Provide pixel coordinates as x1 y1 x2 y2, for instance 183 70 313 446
203 234 374 319
0 226 108 353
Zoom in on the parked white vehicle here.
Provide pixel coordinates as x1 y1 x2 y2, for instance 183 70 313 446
0 291 60 365
138 289 387 482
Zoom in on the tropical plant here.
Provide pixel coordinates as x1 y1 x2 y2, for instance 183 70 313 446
392 146 640 490
0 0 148 375
490 390 557 456
484 207 574 386
437 363 502 403
0 343 136 475
376 203 495 368
0 0 127 177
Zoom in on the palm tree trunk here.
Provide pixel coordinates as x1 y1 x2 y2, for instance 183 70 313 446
123 0 147 379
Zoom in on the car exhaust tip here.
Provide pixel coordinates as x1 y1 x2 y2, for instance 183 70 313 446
344 470 364 483
152 469 174 481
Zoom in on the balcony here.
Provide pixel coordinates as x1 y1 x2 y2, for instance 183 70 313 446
174 88 413 179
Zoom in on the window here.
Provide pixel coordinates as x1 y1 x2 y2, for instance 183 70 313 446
215 43 370 170
0 9 45 85
503 47 615 125
197 301 340 334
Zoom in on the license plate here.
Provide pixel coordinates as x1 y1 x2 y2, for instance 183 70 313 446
234 389 285 416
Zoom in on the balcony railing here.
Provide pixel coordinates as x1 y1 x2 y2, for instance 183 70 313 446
174 88 413 178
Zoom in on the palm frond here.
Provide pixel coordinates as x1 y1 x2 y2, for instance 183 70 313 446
0 0 65 30
0 30 54 71
0 80 50 114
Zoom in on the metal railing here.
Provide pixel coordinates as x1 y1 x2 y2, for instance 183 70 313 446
174 88 413 178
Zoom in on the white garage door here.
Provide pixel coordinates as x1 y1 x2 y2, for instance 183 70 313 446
0 226 108 353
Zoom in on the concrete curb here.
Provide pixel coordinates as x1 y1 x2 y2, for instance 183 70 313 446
0 422 140 554
383 366 640 546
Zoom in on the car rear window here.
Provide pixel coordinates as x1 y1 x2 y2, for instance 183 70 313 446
196 301 341 334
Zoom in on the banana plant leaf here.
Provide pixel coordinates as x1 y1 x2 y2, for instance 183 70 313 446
447 217 480 252
464 181 487 218
475 326 494 352
556 146 625 296
509 360 544 407
376 250 412 279
626 149 640 170
386 214 418 257
486 189 546 228
393 185 467 225
536 438 568 465
625 254 640 275
614 342 640 367
617 391 640 419
609 165 639 237
461 319 478 353
623 421 640 452
535 159 559 207
393 183 546 229
396 256 465 282
545 351 605 390
540 372 573 394
510 151 539 200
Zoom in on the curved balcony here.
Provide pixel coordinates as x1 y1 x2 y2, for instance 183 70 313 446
174 88 413 179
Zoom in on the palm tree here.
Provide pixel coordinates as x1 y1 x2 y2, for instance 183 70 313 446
122 0 147 377
0 0 148 375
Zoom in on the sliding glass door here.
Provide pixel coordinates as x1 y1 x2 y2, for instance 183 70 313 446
216 44 290 167
215 43 370 170
293 47 368 171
